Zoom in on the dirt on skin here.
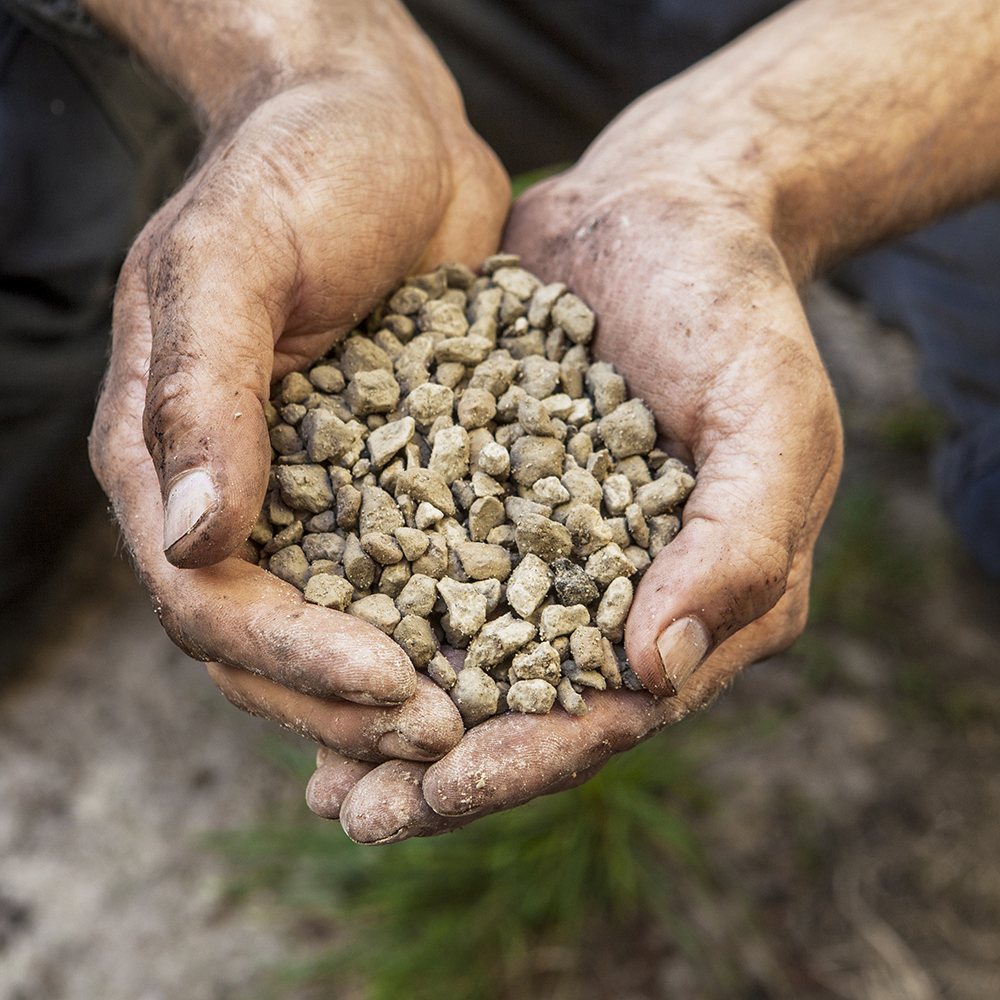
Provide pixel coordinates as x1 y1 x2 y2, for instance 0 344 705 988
0 281 998 1000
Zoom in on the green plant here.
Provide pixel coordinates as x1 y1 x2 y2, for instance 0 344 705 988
214 734 714 1000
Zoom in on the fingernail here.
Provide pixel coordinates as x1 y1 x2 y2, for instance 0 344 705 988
378 731 440 761
655 616 710 696
163 469 216 551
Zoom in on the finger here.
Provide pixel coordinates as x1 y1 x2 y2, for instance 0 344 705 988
421 691 684 818
338 758 606 844
625 389 840 696
305 747 377 820
208 666 464 762
91 255 418 706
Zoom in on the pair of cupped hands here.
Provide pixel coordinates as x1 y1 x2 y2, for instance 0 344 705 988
88 63 842 844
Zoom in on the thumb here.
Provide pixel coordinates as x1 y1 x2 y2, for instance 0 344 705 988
625 338 843 697
141 202 302 569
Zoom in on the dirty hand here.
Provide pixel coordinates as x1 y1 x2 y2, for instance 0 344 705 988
321 164 842 842
319 0 1000 842
85 0 508 762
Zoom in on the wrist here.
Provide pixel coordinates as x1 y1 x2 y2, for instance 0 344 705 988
567 0 1000 288
80 0 463 141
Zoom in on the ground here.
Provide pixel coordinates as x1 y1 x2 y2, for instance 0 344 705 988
0 283 998 1000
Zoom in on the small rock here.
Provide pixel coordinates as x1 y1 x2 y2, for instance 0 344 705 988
519 355 562 399
395 573 438 617
406 382 455 428
411 532 448 579
276 465 335 513
584 544 636 588
596 577 633 643
301 532 345 562
436 578 488 644
552 557 601 606
348 594 401 635
509 436 565 486
506 553 554 617
551 293 595 344
647 515 681 558
269 544 310 590
340 337 393 379
395 467 457 516
428 424 470 484
394 526 430 561
539 604 591 641
570 625 605 670
345 369 400 416
457 387 497 429
603 473 633 516
565 505 614 557
634 467 696 516
515 513 573 562
507 679 557 714
450 666 499 727
359 486 405 535
556 677 588 716
600 399 657 459
303 574 354 610
366 416 415 469
453 542 512 582
343 533 377 590
465 614 537 670
393 614 437 668
625 503 650 548
468 496 506 542
511 642 561 683
360 531 404 565
415 500 445 529
427 651 457 690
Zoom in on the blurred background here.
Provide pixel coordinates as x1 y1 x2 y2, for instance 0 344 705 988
1 279 999 1000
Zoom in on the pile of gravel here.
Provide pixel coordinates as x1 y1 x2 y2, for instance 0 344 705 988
252 254 694 727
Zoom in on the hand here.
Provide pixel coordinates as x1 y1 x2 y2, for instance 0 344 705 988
313 0 1000 841
313 161 842 842
87 7 510 765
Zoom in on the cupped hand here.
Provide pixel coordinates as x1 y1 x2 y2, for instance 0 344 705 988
314 159 843 843
88 60 509 762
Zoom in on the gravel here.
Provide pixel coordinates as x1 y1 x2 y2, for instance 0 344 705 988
256 254 695 726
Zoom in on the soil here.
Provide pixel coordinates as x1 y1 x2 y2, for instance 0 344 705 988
1 281 998 999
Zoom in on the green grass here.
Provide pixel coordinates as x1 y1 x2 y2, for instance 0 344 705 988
510 164 572 200
214 735 714 1000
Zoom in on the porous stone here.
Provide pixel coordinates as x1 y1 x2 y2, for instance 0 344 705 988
515 513 572 562
395 573 438 617
453 542 511 582
507 679 557 714
427 651 457 690
519 355 562 399
465 614 537 670
457 387 497 429
570 625 605 671
348 594 401 635
345 369 400 416
564 504 614 557
506 553 553 617
359 486 404 535
394 526 430 561
360 531 404 565
269 545 310 590
551 293 595 344
647 514 681 558
276 465 335 513
450 666 499 728
436 578 488 643
428 424 470 484
509 436 565 486
600 399 657 459
511 641 561 683
596 576 633 643
395 468 457 516
584 543 636 588
556 677 588 716
634 466 696 516
343 533 377 590
393 614 437 668
539 604 591 642
366 416 414 469
303 573 354 611
551 557 601 606
406 382 454 428
340 337 393 379
468 496 506 542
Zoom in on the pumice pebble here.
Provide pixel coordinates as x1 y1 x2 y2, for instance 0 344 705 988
256 257 695 727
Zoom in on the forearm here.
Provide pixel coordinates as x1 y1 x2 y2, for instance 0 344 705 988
579 0 1000 284
79 0 460 137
